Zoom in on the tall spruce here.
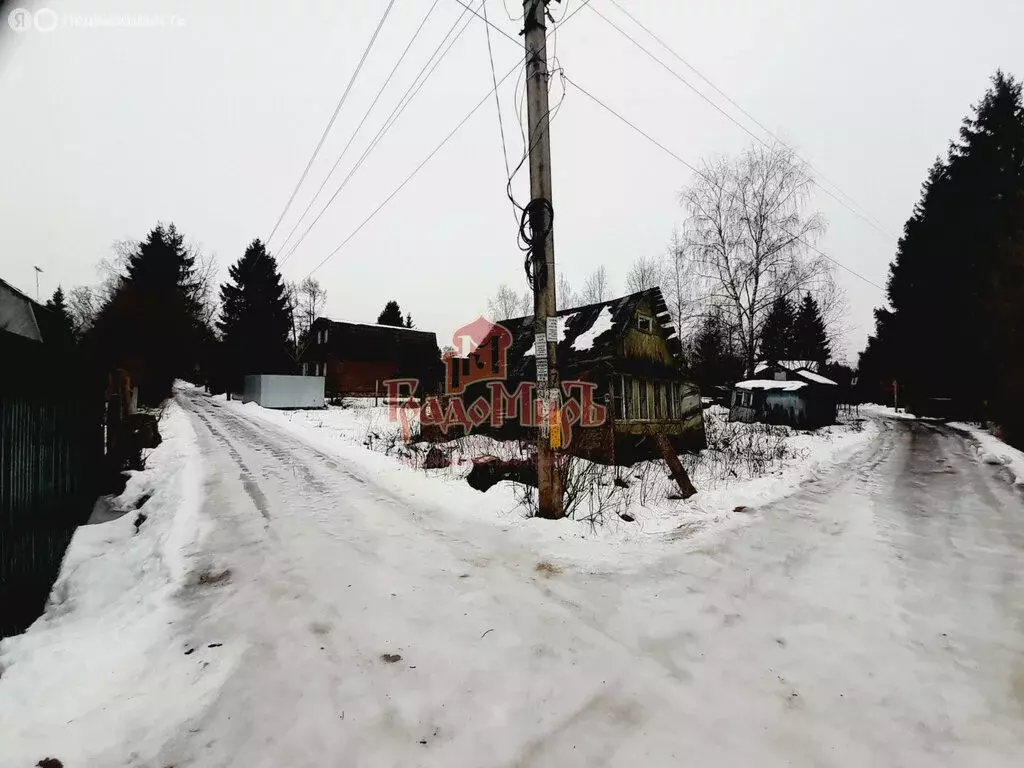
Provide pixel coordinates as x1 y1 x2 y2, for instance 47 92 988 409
45 285 75 342
759 296 795 362
377 300 404 327
91 223 210 404
792 293 830 369
860 71 1024 442
218 239 294 389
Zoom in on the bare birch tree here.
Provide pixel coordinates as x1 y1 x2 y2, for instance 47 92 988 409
67 285 97 335
662 230 701 336
683 143 827 376
625 255 663 293
579 265 611 304
286 277 327 355
488 284 526 320
557 273 578 310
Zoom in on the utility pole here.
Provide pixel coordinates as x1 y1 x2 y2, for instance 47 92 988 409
523 0 563 519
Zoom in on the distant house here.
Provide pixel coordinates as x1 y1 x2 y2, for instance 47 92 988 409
730 360 838 428
300 318 442 398
461 288 705 465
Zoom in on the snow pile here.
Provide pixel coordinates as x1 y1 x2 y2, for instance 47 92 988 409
735 379 807 392
0 400 225 768
951 422 1024 488
571 306 614 351
859 403 917 420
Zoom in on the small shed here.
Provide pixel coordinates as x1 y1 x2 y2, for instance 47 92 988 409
729 372 838 429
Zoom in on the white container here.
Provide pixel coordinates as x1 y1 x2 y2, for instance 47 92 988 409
243 375 325 409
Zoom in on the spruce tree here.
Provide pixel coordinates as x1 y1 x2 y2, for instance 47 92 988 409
91 223 210 404
45 285 75 342
377 300 404 326
404 312 414 329
218 239 294 389
758 296 795 362
862 70 1024 438
792 293 830 369
690 310 742 390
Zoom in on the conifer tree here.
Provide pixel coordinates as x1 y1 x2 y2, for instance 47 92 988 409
860 70 1024 442
45 285 75 342
91 223 211 404
758 296 795 362
792 293 830 369
218 239 294 389
377 300 404 327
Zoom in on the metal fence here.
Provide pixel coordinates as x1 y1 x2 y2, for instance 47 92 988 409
1 335 103 639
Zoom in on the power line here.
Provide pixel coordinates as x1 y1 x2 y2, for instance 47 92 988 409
558 0 596 27
588 0 897 242
562 73 886 293
264 0 398 248
292 0 588 274
481 0 514 187
276 0 442 256
602 0 892 239
303 60 522 278
279 1 486 266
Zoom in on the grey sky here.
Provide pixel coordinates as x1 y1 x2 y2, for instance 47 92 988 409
2 0 1022 360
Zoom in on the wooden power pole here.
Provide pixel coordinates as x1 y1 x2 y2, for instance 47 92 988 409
523 0 563 519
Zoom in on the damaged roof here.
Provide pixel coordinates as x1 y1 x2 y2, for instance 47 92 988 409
495 288 683 380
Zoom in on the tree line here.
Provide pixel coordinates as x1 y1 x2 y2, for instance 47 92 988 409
859 71 1024 445
50 229 423 405
487 142 845 390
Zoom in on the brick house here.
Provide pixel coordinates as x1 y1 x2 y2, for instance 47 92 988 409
300 318 442 398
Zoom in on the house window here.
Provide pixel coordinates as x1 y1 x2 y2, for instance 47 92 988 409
636 314 653 333
613 377 625 420
623 375 635 419
638 380 650 420
654 381 666 420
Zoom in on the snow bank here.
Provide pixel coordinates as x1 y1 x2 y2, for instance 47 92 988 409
0 400 221 768
950 422 1024 488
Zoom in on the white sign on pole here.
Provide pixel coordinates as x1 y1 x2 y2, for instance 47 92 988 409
534 333 547 359
536 359 549 383
546 317 559 342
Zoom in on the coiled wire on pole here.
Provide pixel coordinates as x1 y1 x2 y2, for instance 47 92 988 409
520 198 553 290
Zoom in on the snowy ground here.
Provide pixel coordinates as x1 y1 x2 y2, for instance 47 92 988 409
2 393 1023 767
218 397 877 555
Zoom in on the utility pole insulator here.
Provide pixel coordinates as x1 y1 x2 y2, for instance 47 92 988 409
523 0 563 519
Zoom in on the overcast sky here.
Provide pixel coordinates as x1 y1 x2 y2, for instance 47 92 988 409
2 0 1022 361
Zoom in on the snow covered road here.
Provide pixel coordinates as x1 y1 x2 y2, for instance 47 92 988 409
4 393 1023 767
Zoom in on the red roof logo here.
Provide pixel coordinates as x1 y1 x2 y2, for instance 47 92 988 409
443 316 513 394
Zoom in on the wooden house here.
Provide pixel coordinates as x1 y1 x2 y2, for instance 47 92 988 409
300 318 442 398
463 288 705 465
729 361 839 429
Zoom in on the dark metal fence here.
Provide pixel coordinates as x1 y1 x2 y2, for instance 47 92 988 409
1 333 103 639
